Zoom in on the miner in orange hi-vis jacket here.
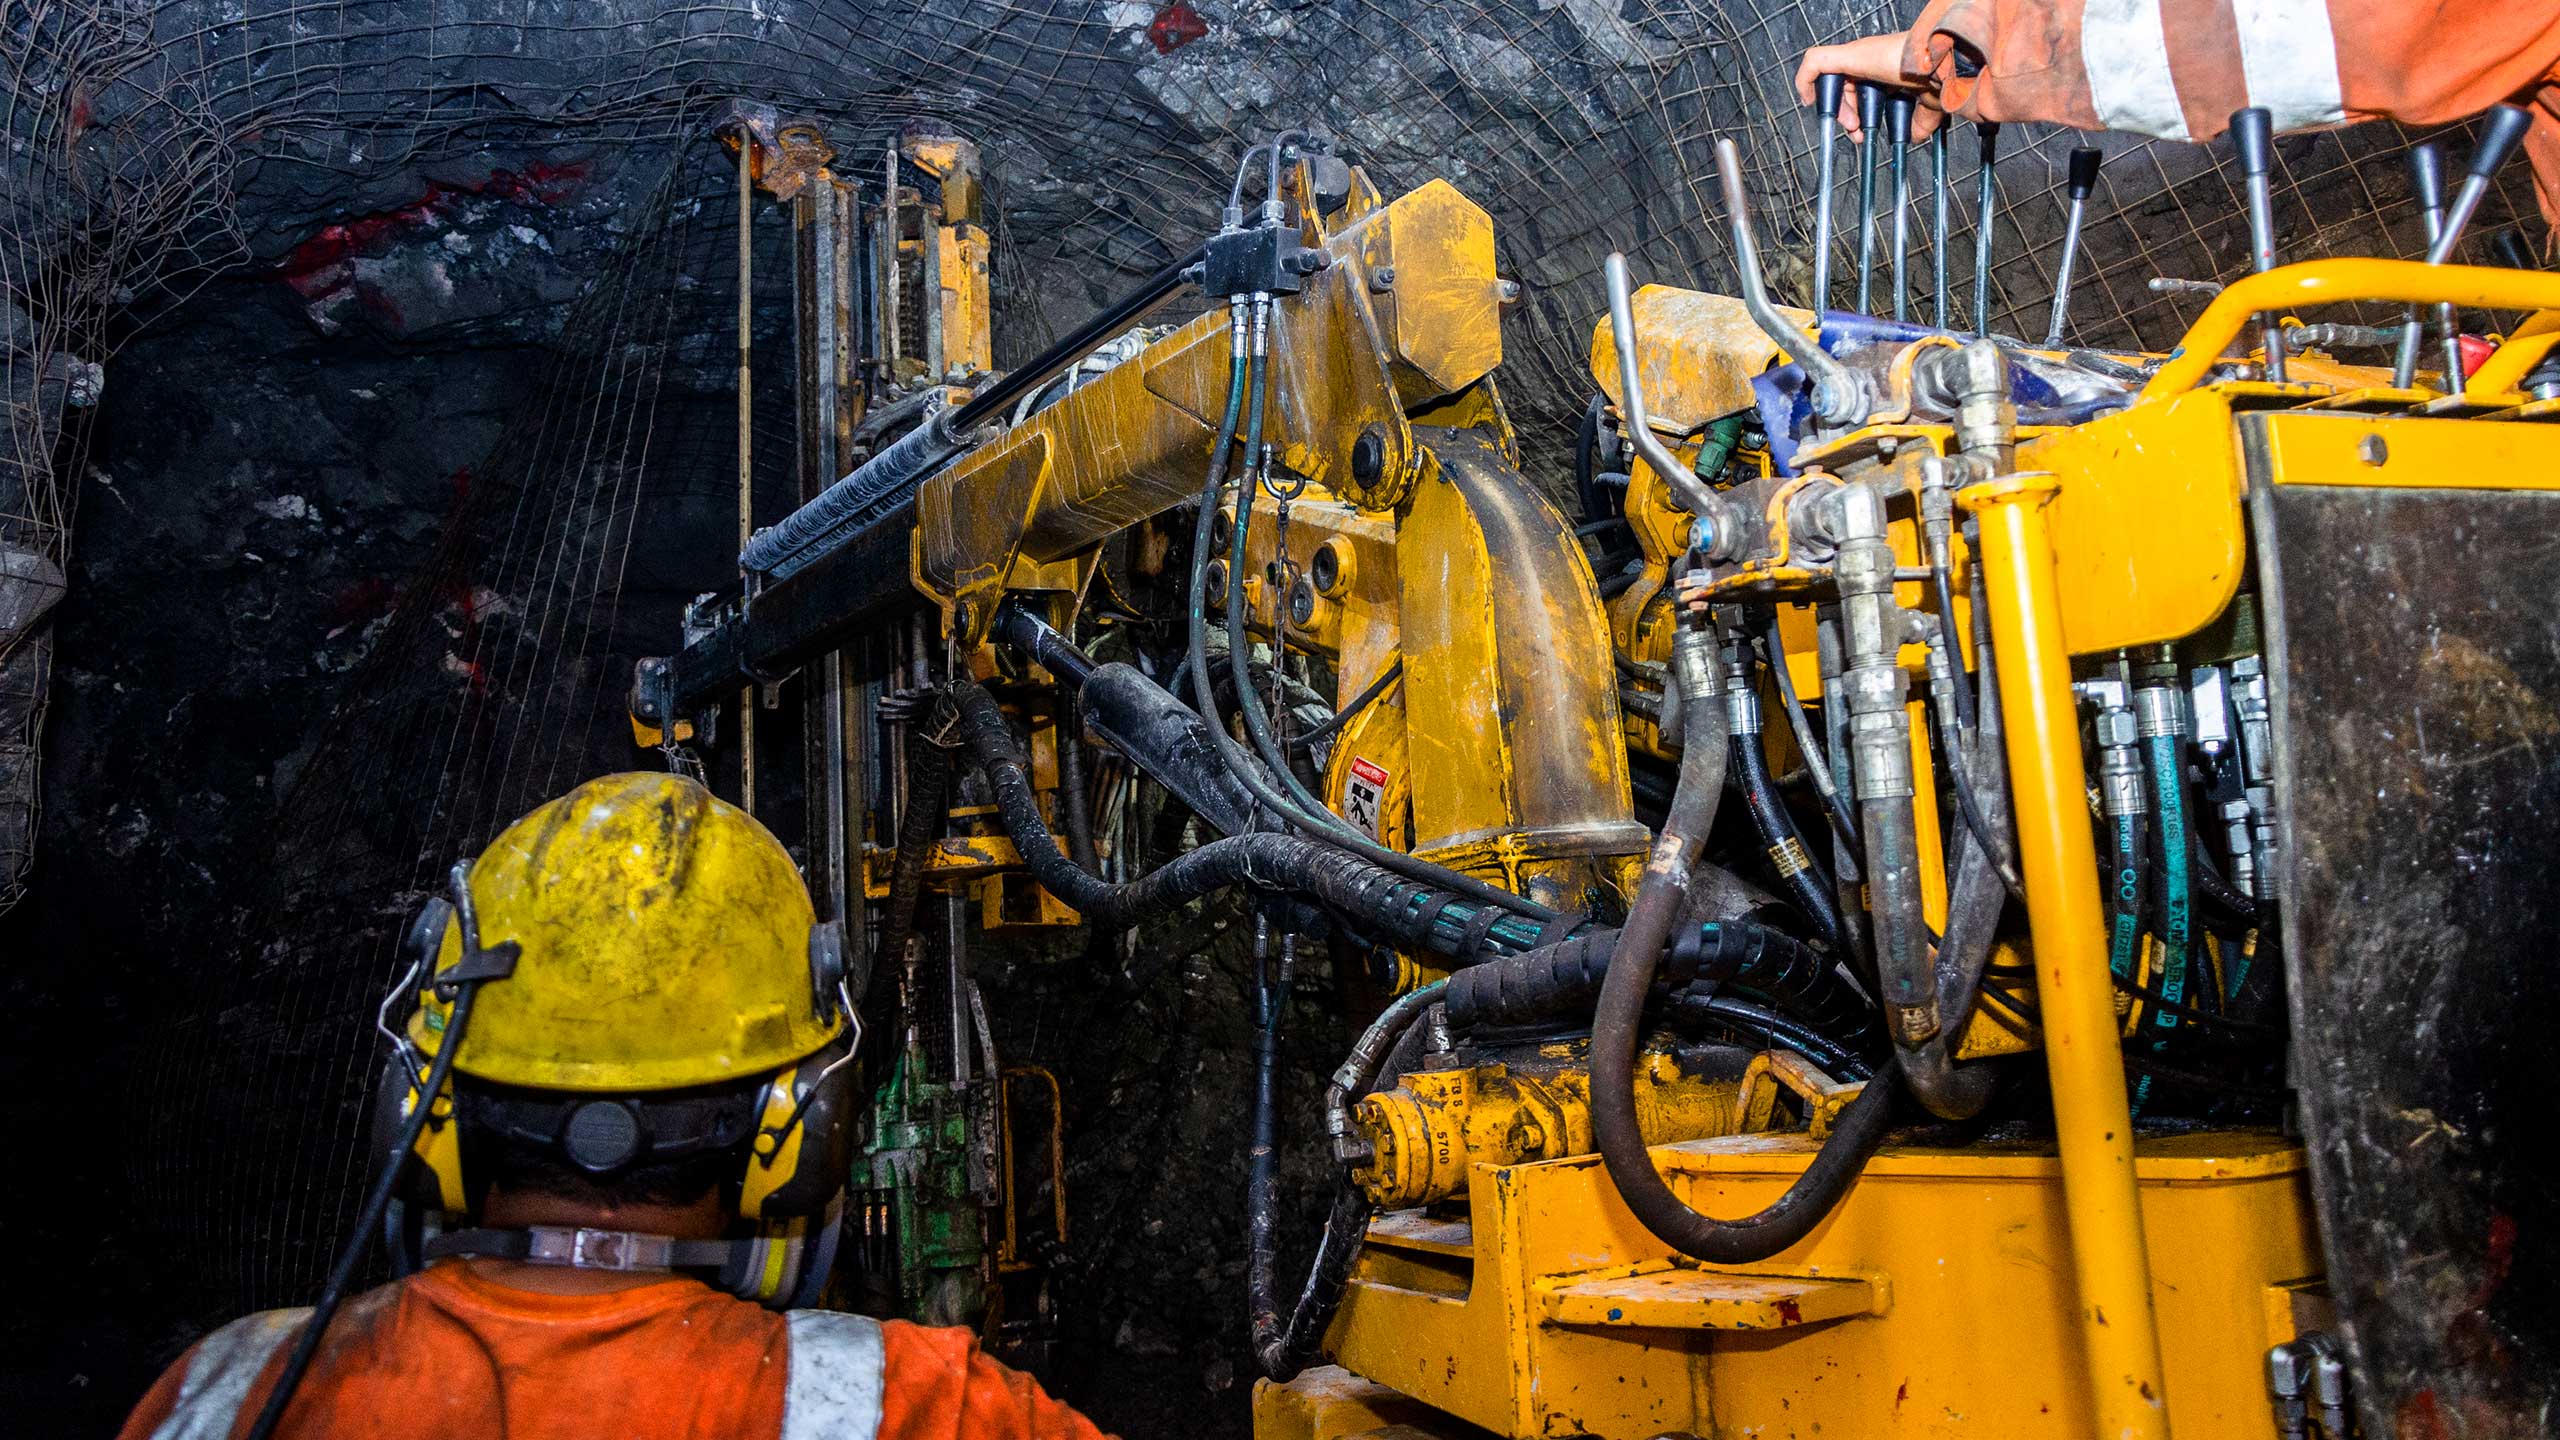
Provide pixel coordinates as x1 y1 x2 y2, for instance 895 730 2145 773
1799 0 2560 226
117 773 1111 1440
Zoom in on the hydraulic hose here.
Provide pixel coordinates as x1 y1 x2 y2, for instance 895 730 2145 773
1764 613 1860 856
1245 920 1296 1377
1595 621 1898 1264
1288 660 1402 752
1732 704 1850 961
950 681 1547 960
1899 605 2016 1119
874 728 954 988
1174 302 1556 926
1665 992 1875 1081
1250 978 1448 1382
1443 916 1867 1036
1057 721 1099 874
2133 687 2193 1108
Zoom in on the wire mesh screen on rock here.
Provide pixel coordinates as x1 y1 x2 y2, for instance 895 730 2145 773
13 0 2534 1316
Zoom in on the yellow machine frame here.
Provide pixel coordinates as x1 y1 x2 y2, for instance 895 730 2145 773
1256 260 2560 1440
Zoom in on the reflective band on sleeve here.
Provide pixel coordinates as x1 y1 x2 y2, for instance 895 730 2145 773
149 1307 312 1440
782 1310 886 1440
2230 0 2346 129
2081 0 2193 140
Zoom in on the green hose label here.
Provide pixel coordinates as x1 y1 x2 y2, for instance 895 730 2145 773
1344 757 1390 840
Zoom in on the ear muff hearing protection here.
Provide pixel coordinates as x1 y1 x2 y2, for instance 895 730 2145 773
371 774 865 1307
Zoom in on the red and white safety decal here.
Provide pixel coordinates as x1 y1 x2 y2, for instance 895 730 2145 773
1343 756 1391 840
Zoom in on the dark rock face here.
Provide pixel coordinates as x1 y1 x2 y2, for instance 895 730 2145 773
0 2 2545 1436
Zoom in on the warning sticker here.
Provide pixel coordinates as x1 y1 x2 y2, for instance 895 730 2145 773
1344 756 1391 840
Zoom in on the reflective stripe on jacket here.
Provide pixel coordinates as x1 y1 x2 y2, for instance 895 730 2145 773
117 1262 1108 1440
1900 0 2560 225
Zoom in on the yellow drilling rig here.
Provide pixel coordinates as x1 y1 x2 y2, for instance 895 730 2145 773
637 106 2560 1438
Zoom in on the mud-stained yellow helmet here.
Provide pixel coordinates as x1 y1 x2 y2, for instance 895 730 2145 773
408 771 844 1091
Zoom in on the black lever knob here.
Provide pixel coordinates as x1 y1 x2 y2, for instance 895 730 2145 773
2066 146 2103 199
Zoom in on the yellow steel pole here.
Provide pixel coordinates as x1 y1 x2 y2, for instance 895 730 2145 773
1957 471 2171 1440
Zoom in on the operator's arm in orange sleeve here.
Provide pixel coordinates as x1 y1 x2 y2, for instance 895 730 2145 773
876 1321 1115 1440
1899 0 2560 139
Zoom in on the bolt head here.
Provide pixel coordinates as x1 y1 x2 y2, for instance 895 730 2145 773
2357 433 2389 466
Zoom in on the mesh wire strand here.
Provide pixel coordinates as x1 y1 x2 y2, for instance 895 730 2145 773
1 0 2538 1311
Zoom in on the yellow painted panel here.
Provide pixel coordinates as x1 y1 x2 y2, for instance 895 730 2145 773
2250 410 2560 492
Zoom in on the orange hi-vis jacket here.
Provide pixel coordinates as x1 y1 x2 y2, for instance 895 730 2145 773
117 1262 1112 1440
1900 0 2560 225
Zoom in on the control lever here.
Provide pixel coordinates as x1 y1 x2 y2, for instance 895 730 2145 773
1931 125 1951 327
2042 145 2104 348
1712 135 1872 429
1972 122 2001 332
2394 142 2446 388
1603 253 1738 553
1811 72 1845 310
2231 108 2286 381
2394 104 2534 389
1856 82 1883 313
1888 92 1916 322
2495 230 2539 271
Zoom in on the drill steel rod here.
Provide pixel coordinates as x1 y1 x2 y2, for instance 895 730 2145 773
2395 105 2533 389
1811 72 1844 311
1856 82 1882 313
1889 93 1915 322
2232 109 2285 381
1972 122 2001 332
1932 126 1951 327
2043 147 2104 349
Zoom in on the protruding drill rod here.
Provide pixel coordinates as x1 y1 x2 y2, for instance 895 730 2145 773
1888 92 1916 322
2042 145 2104 349
1932 125 1952 326
1812 72 1845 311
1856 82 1883 313
1973 122 2001 332
2230 108 2285 381
2394 104 2534 389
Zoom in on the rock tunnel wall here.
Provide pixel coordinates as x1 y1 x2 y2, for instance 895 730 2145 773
0 0 2542 1431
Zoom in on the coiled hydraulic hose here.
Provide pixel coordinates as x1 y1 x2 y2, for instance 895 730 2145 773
1591 621 1898 1264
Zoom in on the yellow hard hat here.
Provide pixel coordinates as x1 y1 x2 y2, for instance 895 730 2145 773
408 772 844 1092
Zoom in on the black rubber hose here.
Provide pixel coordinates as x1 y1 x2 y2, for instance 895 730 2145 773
1575 392 1612 520
1245 923 1295 1374
1174 315 1555 926
1763 614 1860 856
1596 622 1899 1263
1289 660 1403 752
1443 920 1866 1038
245 978 486 1440
873 728 953 987
1254 1180 1372 1381
1665 993 1876 1081
1898 619 2016 1119
2185 830 2259 927
951 682 1539 957
1732 718 1850 960
1058 721 1100 874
